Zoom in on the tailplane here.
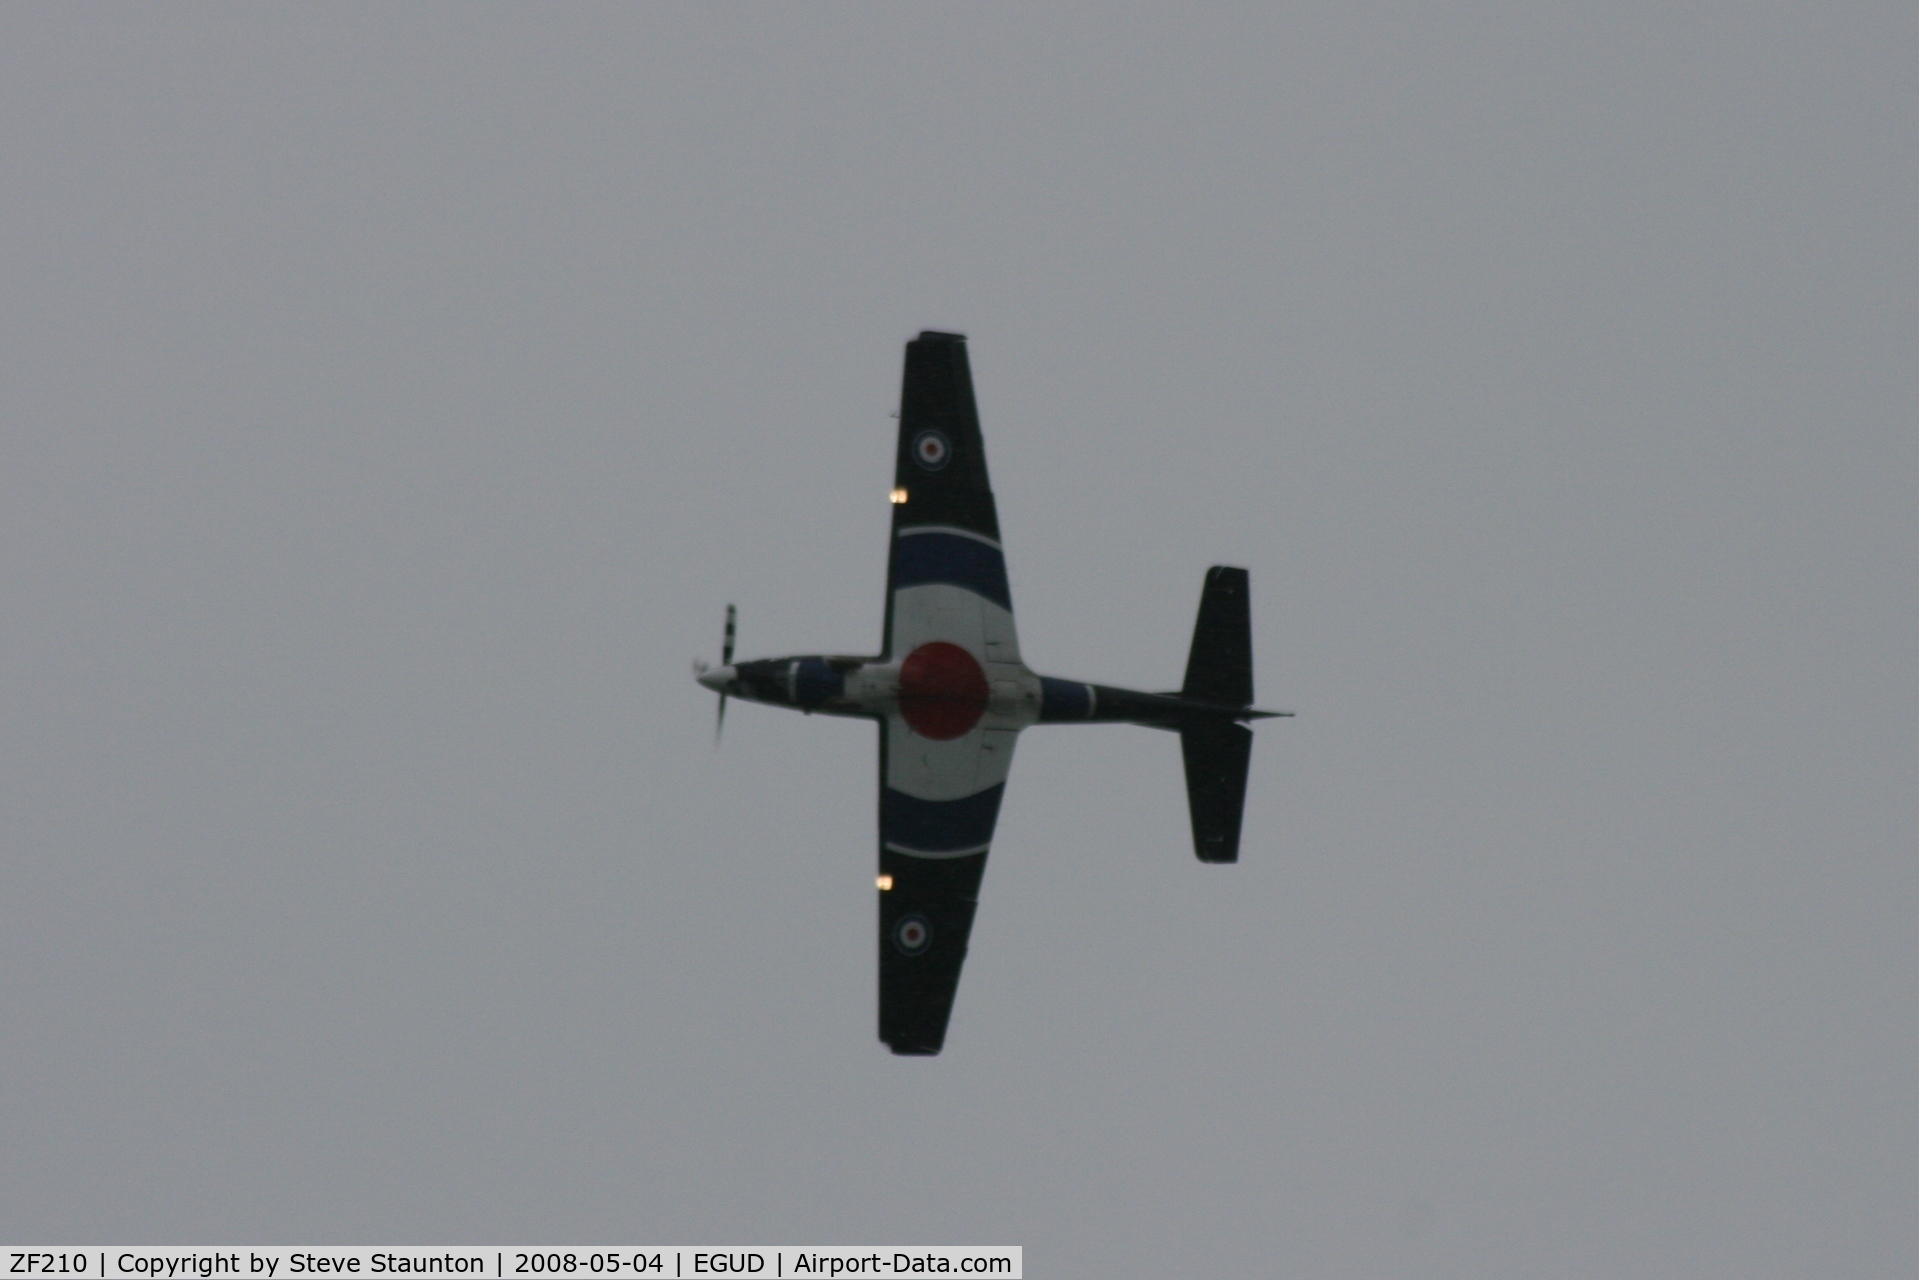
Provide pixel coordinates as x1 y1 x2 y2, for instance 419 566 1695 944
1181 719 1253 862
1182 567 1253 708
1181 567 1257 862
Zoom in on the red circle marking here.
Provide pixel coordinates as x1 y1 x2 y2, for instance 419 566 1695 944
898 642 988 740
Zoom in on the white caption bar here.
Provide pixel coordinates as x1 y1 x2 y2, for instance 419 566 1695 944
3 1251 1020 1280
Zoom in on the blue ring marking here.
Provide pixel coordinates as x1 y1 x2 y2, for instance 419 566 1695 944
881 783 1006 855
1039 677 1093 721
890 530 1012 611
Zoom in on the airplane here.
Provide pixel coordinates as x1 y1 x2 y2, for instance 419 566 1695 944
695 331 1289 1055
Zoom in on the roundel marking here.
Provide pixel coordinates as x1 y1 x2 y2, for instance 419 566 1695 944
894 914 932 955
912 429 952 471
898 641 988 740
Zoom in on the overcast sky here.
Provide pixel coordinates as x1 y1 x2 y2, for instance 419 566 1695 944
3 5 1915 1275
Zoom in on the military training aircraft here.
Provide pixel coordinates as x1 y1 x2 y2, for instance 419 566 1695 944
695 331 1288 1054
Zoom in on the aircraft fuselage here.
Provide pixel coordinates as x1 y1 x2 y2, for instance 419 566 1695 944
697 656 1271 730
698 653 1040 735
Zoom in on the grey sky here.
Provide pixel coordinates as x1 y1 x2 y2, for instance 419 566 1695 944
3 5 1915 1274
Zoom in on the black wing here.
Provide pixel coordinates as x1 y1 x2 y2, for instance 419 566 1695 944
875 331 1008 1055
876 717 993 1055
883 331 1001 659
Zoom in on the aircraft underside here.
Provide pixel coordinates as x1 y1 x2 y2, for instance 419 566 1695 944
696 331 1287 1054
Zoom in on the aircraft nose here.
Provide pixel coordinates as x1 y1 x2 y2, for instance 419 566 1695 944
697 664 736 693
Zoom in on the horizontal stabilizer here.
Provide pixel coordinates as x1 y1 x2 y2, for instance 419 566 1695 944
1181 720 1252 862
1182 566 1253 708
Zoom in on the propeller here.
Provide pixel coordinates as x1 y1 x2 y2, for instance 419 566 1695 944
692 604 737 744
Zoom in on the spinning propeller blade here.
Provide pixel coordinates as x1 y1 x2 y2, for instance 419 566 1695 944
714 604 735 744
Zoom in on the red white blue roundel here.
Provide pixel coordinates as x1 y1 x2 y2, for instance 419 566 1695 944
894 913 932 955
912 429 952 471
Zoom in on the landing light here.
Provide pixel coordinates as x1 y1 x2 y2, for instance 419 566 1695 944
876 875 894 890
889 488 908 504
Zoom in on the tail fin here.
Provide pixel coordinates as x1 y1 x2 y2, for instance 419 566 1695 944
1181 720 1252 862
1181 567 1255 862
1182 566 1253 708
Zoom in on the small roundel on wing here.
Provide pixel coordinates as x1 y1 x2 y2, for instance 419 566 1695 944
912 429 952 471
894 914 932 955
898 641 989 740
